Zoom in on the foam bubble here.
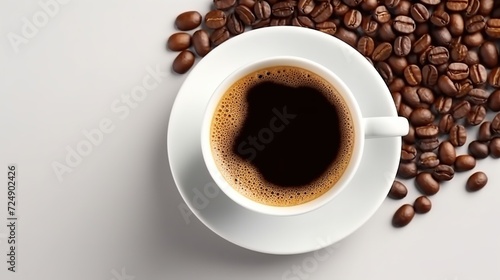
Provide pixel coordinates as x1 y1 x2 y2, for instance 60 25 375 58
210 66 355 207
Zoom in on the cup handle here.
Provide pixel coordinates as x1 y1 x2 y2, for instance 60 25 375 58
363 116 409 139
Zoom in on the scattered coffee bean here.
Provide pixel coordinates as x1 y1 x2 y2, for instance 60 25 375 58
271 1 295 17
491 113 500 134
422 64 439 86
438 141 456 165
465 0 480 17
432 164 455 182
372 42 393 61
344 9 362 29
479 41 499 68
403 124 416 144
172 50 195 74
485 18 500 38
401 143 417 161
297 0 314 15
210 27 230 46
254 0 272 20
446 0 468 12
488 90 500 111
468 140 489 159
393 15 416 33
410 108 434 126
404 64 422 86
466 105 486 125
467 88 488 105
466 171 488 192
374 5 391 23
466 15 486 33
167 32 192 51
455 155 476 171
175 11 202 31
418 137 440 152
414 196 432 214
449 124 467 146
470 64 487 85
394 36 411 56
463 32 485 48
451 100 471 120
418 152 440 169
310 1 333 23
226 13 244 35
392 204 415 227
205 10 227 29
451 44 468 62
489 138 500 158
433 96 452 115
488 67 500 88
410 4 429 23
357 36 375 56
428 47 449 65
415 172 440 195
478 121 493 141
439 114 454 133
316 21 337 35
398 162 418 179
214 0 237 10
430 9 450 27
416 125 439 138
447 62 469 81
388 180 408 199
449 13 465 37
235 5 256 26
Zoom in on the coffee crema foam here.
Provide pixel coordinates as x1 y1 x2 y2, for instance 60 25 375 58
210 66 355 207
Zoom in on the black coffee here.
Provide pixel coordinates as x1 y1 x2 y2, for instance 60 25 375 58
210 66 354 206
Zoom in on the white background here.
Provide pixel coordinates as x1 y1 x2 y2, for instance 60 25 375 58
1 1 500 280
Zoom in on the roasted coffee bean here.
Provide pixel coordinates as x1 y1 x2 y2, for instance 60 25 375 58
466 105 486 125
393 15 416 33
388 56 409 76
251 18 271 28
485 18 500 38
479 41 499 68
465 0 480 17
447 62 469 81
420 0 441 5
428 46 449 65
384 0 400 9
431 27 452 46
293 16 315 28
392 0 411 16
488 67 500 88
392 204 415 227
465 49 480 65
477 121 492 141
451 100 471 120
414 196 432 214
436 62 450 74
413 34 432 54
344 9 362 29
401 143 417 161
176 11 202 31
410 108 434 126
214 0 237 10
432 164 455 181
334 27 358 47
210 27 230 46
492 113 500 134
479 0 494 15
372 42 393 61
430 9 450 27
398 103 413 118
235 5 256 25
357 36 375 56
205 10 227 29
192 30 211 57
397 162 418 178
414 22 429 37
316 21 337 35
378 22 397 42
438 75 459 97
416 125 439 138
468 140 489 159
463 32 485 48
271 1 295 17
470 64 487 85
333 3 350 16
269 17 288 26
419 47 434 65
418 152 440 169
433 96 452 114
310 1 333 22
254 0 272 19
489 138 500 158
467 88 488 105
466 15 486 33
297 0 314 15
450 44 468 62
449 13 464 36
388 180 408 199
449 124 467 146
404 64 422 86
456 79 474 98
455 155 476 171
392 91 402 112
172 50 195 74
361 16 378 37
227 13 245 35
446 0 468 11
422 64 439 86
438 141 456 165
403 124 416 144
410 4 429 23
390 78 406 93
439 114 454 134
167 32 191 51
466 172 488 192
417 87 435 106
374 5 391 23
418 137 440 151
415 172 440 195
360 0 378 10
488 90 500 111
376 62 394 84
343 0 363 7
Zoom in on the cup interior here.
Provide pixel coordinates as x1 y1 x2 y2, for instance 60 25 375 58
201 56 365 216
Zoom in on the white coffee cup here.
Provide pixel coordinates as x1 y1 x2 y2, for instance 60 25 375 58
201 56 408 216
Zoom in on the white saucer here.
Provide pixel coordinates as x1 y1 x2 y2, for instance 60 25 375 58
167 26 401 255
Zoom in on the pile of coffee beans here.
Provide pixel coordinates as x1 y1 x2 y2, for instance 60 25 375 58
167 0 500 227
